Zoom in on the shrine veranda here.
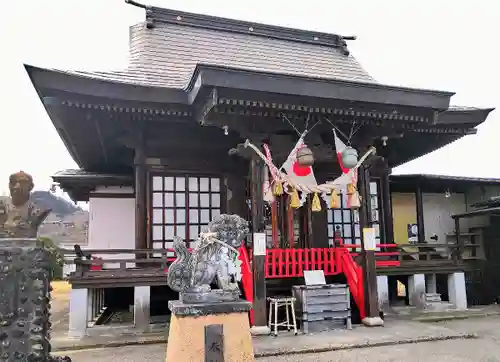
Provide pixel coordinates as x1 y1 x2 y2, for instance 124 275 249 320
25 2 498 336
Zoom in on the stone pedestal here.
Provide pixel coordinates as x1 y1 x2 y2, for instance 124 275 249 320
448 272 467 310
0 239 71 362
165 299 255 362
376 275 389 310
68 288 88 338
426 274 437 294
134 286 150 332
408 274 426 307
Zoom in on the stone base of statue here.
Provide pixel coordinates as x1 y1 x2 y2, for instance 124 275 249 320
180 289 241 304
0 239 71 362
165 299 255 362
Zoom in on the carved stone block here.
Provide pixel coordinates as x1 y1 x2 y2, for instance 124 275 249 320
0 239 71 362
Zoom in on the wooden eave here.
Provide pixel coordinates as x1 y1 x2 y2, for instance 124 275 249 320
52 170 134 202
452 206 500 219
24 64 188 104
52 170 133 185
26 63 491 171
25 63 454 111
390 174 500 193
189 64 454 111
437 106 495 125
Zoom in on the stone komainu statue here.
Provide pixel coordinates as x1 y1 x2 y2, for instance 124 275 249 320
167 214 249 297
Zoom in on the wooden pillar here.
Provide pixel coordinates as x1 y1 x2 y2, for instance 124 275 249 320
287 198 295 248
250 156 268 332
271 200 279 248
279 196 288 248
358 165 380 320
134 145 148 250
306 198 314 248
380 165 394 244
454 217 463 262
415 182 425 243
298 203 308 248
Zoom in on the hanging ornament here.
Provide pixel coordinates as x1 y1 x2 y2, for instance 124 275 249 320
341 147 359 169
347 183 356 195
296 146 315 167
290 188 300 208
273 180 283 196
330 190 340 208
349 191 361 209
311 192 322 212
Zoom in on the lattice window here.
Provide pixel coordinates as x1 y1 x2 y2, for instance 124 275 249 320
369 181 381 250
326 181 381 252
150 175 222 256
327 192 361 251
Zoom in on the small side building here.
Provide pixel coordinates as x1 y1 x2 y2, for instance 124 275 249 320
390 174 500 307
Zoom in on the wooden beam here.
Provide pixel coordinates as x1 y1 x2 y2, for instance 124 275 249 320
415 182 425 244
134 129 148 251
144 154 248 176
358 164 380 320
212 92 438 122
250 156 267 328
379 162 394 244
455 217 463 262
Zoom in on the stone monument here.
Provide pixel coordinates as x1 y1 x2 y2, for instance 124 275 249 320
165 214 255 362
0 171 71 361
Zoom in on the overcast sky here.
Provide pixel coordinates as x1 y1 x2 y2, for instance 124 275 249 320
0 0 498 196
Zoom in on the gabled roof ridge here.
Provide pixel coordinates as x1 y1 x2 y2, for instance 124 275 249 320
125 0 355 55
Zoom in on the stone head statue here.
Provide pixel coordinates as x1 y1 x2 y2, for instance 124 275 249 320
0 171 51 238
9 171 34 207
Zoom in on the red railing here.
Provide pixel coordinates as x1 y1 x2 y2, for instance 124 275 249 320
238 246 255 325
339 248 365 319
343 243 401 268
265 248 341 278
239 242 400 324
264 244 400 278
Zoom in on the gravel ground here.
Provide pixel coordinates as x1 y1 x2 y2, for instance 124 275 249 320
58 338 500 362
57 316 500 361
261 339 500 361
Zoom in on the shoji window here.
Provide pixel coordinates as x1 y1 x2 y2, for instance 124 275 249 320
150 175 222 256
327 192 361 251
369 181 381 250
326 181 381 252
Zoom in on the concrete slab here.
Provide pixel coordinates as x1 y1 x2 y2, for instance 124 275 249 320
51 319 475 357
386 304 500 322
52 337 496 362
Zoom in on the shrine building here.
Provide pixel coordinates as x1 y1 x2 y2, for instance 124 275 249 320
25 1 497 337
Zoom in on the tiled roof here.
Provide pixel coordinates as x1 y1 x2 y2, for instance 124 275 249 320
125 23 376 88
48 7 376 89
